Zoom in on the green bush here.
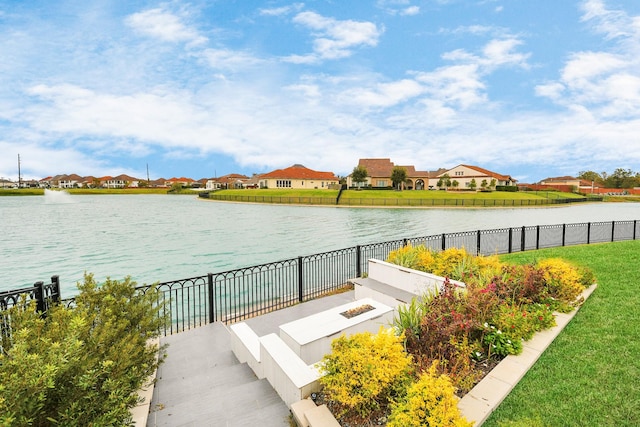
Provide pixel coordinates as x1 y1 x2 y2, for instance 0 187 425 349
319 328 413 420
387 362 473 427
0 274 165 426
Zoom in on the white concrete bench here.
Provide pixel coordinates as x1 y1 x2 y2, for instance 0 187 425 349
351 277 417 308
278 298 394 365
229 322 263 378
260 333 321 407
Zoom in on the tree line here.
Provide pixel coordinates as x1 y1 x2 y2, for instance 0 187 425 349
578 168 640 189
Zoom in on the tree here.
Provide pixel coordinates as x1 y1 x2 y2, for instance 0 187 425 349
605 168 637 188
390 166 408 190
437 174 451 190
480 179 488 190
469 179 477 191
452 180 459 190
489 178 497 190
0 274 166 426
577 170 604 186
351 165 368 189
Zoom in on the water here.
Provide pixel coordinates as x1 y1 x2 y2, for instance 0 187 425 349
2 193 640 295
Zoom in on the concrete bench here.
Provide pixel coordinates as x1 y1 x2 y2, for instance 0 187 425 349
260 333 321 407
351 277 417 308
278 298 394 364
229 322 263 378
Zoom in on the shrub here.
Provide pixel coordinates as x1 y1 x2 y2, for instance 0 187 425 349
319 328 413 420
537 258 586 308
431 247 469 278
0 274 165 427
387 362 473 427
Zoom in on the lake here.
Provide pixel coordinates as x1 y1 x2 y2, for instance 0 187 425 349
2 192 639 295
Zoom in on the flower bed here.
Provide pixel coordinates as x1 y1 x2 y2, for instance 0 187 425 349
315 247 595 426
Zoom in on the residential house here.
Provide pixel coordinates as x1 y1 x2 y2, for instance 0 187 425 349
437 165 516 190
539 176 595 192
54 174 83 188
258 164 339 189
206 174 251 190
346 158 443 190
100 174 139 189
164 177 196 188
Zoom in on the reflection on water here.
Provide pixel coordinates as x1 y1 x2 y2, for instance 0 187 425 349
1 195 639 294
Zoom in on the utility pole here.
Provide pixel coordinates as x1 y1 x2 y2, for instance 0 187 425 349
147 163 150 185
17 154 22 188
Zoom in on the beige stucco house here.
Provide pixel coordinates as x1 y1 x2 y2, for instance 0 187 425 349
346 158 443 190
258 164 339 189
437 165 516 190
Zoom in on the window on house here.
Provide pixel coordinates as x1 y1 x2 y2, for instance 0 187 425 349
276 180 292 188
376 180 386 187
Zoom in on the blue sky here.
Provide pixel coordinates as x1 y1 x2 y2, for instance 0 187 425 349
1 0 639 183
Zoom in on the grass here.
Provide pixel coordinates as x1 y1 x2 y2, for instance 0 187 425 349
0 188 178 196
484 240 640 427
215 188 340 198
209 188 589 207
340 189 549 200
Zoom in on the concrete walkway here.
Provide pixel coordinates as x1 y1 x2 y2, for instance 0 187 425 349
147 291 356 427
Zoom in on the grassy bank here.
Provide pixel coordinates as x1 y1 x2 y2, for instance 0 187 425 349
0 188 185 196
485 240 640 426
208 188 591 207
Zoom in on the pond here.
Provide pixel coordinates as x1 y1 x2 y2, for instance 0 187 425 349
1 193 639 294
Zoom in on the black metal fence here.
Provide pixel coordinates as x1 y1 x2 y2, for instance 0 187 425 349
203 191 603 207
3 220 639 336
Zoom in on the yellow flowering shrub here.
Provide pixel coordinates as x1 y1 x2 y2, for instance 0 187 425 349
319 328 413 418
387 362 473 427
432 247 469 278
387 245 425 270
537 258 586 303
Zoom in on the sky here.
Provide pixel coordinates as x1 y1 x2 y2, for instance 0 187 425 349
1 0 640 183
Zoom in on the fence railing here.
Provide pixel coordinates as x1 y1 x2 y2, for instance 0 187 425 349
203 191 603 207
3 220 638 336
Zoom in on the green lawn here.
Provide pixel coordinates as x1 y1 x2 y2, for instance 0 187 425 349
215 188 340 198
0 188 174 196
484 240 640 427
209 188 587 207
340 189 549 200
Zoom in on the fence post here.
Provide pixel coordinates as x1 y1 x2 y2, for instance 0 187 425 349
441 233 446 251
508 228 513 253
476 230 481 256
634 220 637 240
403 238 408 247
207 273 215 324
34 281 45 314
298 257 304 302
521 226 525 252
587 222 591 244
51 275 61 303
536 226 540 250
562 224 566 247
356 245 362 278
611 221 615 242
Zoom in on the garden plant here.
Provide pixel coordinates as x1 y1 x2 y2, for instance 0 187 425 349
317 246 594 426
0 274 166 427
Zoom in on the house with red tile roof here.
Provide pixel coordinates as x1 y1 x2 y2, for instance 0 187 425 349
258 164 339 189
437 165 516 190
206 174 251 190
346 158 445 190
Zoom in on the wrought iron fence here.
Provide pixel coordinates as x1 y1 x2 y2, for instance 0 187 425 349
3 220 639 336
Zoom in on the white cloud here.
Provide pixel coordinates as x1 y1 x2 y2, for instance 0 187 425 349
285 11 383 61
400 6 420 16
259 3 304 17
125 8 207 45
536 1 640 119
